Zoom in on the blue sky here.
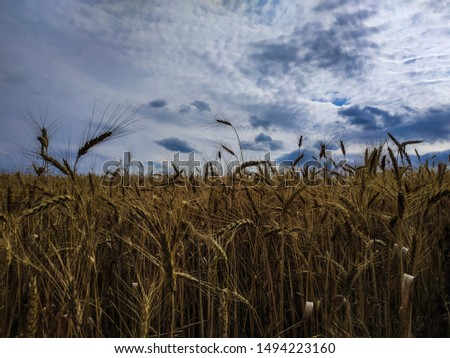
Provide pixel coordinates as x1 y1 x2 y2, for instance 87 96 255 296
1 0 449 171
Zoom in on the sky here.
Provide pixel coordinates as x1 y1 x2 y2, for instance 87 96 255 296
1 0 450 173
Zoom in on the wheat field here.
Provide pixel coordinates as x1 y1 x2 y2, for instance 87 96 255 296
0 118 449 338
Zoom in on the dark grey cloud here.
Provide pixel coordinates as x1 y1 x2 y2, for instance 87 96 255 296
139 100 202 128
334 9 375 27
241 132 283 151
249 115 272 129
392 106 450 141
267 142 283 151
299 13 379 77
338 104 450 142
191 100 211 112
155 137 196 153
255 133 272 142
178 105 191 113
338 105 402 131
250 41 299 76
248 9 379 78
247 104 301 130
314 0 353 12
149 99 167 108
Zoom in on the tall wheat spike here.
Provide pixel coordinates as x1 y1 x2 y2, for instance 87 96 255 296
25 275 39 338
387 146 400 181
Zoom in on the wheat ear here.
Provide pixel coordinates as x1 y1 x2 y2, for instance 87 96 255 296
25 275 39 337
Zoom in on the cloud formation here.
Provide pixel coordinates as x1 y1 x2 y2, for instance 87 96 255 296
249 8 380 78
155 137 196 153
338 105 403 131
190 100 211 112
241 132 284 151
149 99 167 108
338 105 450 142
393 107 450 141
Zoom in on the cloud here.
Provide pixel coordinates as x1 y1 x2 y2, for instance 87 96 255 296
249 115 272 129
139 99 210 128
248 8 380 79
338 105 403 131
314 0 353 12
190 100 211 112
250 42 299 76
241 132 283 151
247 104 303 130
155 137 196 153
392 106 450 142
149 99 167 108
299 11 380 77
255 133 272 142
178 105 191 113
338 104 450 143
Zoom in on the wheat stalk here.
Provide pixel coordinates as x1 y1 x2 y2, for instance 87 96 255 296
40 152 74 180
25 275 39 337
217 218 254 239
212 112 244 163
68 277 83 337
303 301 314 322
218 289 229 337
388 146 400 181
139 294 151 338
397 192 406 219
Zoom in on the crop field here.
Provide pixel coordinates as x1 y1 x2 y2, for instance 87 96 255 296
0 118 449 338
